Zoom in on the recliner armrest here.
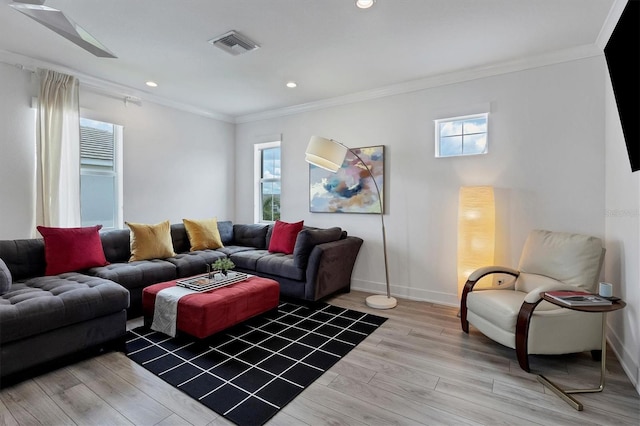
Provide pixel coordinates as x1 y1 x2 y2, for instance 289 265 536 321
460 265 520 334
467 266 519 282
522 283 579 303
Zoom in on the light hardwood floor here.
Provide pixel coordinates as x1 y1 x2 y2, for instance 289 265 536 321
1 290 638 425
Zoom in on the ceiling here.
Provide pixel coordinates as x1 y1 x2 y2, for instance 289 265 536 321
0 0 619 121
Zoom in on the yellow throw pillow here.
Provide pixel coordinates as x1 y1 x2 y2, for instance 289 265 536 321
126 220 176 261
183 217 223 251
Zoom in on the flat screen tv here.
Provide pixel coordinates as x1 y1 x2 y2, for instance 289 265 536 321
604 0 639 172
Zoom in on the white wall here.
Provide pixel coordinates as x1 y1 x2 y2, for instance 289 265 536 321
236 57 606 306
0 64 37 238
80 90 236 226
604 69 640 392
0 63 236 239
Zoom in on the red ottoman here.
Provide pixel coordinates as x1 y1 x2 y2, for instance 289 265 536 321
142 276 280 339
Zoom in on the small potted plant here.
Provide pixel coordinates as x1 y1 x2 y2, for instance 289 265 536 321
212 258 235 276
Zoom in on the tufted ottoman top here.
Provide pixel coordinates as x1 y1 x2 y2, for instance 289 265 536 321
0 273 129 344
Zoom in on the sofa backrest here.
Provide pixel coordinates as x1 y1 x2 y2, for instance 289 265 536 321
232 224 270 249
218 221 234 245
0 221 346 279
516 229 605 293
99 228 131 263
170 224 191 254
0 239 46 281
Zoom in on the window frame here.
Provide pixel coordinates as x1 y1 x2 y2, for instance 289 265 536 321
79 117 124 230
254 140 281 223
434 112 489 158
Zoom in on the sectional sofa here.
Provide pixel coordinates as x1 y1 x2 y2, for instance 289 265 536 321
0 220 363 382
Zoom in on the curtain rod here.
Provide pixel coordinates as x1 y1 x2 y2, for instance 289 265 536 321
0 58 143 107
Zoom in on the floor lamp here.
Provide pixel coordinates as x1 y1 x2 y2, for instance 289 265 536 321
305 136 397 309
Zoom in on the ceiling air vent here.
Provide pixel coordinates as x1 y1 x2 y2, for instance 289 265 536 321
208 30 260 56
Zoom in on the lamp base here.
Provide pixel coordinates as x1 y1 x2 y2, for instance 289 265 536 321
365 294 397 309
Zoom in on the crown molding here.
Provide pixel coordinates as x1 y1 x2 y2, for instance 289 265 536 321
1 43 604 126
596 0 628 50
236 43 603 124
0 49 235 123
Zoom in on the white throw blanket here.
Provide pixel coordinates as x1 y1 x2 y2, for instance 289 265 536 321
151 286 197 337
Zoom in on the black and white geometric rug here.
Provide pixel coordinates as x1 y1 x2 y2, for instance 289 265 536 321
124 300 387 426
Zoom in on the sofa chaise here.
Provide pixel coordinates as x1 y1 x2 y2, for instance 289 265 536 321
0 244 129 382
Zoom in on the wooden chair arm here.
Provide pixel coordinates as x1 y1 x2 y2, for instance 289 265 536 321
460 267 520 333
515 298 544 372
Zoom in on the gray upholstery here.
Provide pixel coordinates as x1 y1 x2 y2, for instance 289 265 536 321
230 249 269 270
0 258 11 295
88 259 177 290
99 228 131 263
1 311 126 379
0 239 46 280
256 253 305 281
170 223 192 254
217 220 234 245
233 224 269 248
165 250 227 277
0 220 362 381
304 237 363 300
293 227 343 269
0 273 129 345
0 272 129 380
87 259 176 317
217 246 257 256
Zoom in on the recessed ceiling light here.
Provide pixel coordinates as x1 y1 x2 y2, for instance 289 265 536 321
286 81 297 88
146 81 158 88
355 0 375 9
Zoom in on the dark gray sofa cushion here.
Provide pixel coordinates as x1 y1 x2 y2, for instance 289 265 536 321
0 239 46 280
99 228 131 263
230 249 269 270
217 246 258 256
218 221 234 245
0 273 129 345
293 227 343 269
166 250 227 277
233 224 269 248
87 259 176 290
0 258 11 295
170 223 191 254
255 253 304 281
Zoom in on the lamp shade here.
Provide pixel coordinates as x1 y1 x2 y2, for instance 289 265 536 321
457 186 495 298
305 136 348 172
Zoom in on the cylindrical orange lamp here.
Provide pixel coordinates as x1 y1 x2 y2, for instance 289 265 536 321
457 186 495 298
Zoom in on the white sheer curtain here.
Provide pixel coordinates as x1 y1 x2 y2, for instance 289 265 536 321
36 69 81 228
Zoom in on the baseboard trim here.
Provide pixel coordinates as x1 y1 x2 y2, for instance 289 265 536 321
606 323 640 395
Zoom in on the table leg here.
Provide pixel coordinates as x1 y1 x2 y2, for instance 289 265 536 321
537 313 608 411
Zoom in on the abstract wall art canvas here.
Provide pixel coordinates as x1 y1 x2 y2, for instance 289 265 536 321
309 145 384 214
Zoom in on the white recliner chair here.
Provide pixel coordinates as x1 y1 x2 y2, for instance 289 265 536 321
460 229 605 372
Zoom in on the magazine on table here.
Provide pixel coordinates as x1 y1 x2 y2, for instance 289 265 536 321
545 290 612 306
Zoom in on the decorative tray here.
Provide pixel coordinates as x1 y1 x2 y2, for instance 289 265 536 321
176 272 249 292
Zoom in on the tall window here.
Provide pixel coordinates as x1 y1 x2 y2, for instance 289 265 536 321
254 141 281 223
80 118 123 229
435 113 488 157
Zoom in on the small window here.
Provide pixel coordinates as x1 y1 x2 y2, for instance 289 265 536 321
435 113 488 157
254 141 281 223
80 118 123 229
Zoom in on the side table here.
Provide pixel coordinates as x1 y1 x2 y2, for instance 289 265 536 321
537 292 626 411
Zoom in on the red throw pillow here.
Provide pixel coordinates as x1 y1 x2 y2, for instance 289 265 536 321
268 220 304 255
37 225 109 275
